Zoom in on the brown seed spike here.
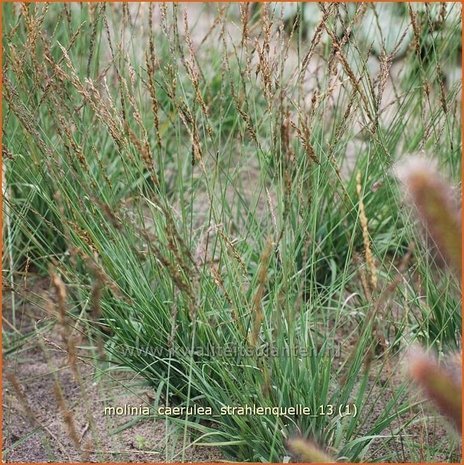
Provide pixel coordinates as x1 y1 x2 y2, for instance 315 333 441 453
287 437 335 463
395 156 462 279
407 346 462 433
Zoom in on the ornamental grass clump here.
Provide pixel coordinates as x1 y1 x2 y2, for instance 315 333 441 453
3 3 461 462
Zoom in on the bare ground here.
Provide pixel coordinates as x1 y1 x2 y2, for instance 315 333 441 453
2 276 223 463
3 273 460 463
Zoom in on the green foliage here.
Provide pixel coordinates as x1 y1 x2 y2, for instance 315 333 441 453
3 3 461 462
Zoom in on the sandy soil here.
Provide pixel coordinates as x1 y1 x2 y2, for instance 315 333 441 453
3 278 459 463
2 277 223 463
